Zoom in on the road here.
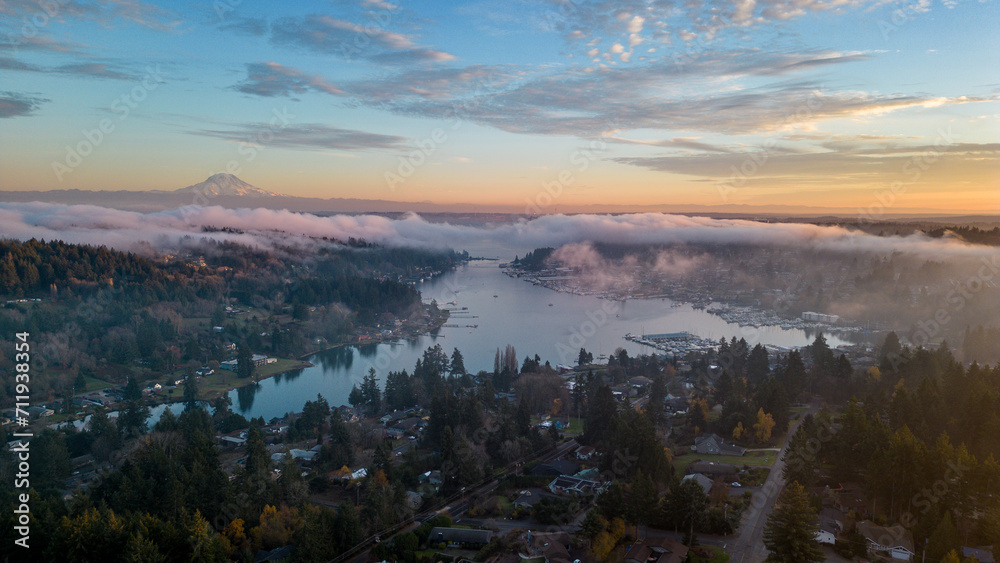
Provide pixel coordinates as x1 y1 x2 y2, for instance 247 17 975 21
726 402 819 563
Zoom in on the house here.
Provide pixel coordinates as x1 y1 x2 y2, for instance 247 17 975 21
26 405 54 419
419 470 442 486
628 376 653 388
624 537 689 563
380 410 410 425
288 449 317 463
826 483 869 516
574 445 596 460
856 520 915 561
815 527 837 545
428 527 493 548
549 475 605 496
513 488 559 509
523 531 574 563
219 436 246 449
664 397 689 413
530 459 580 477
686 461 739 479
962 546 995 563
682 473 714 495
693 433 746 456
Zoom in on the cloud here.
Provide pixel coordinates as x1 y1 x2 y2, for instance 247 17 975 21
549 0 919 56
190 123 409 151
218 17 269 37
0 57 40 72
266 13 454 66
610 136 734 153
271 14 414 54
0 35 87 54
612 142 1000 185
0 92 47 118
0 205 995 263
334 50 921 137
367 48 457 65
0 57 139 80
55 62 137 80
234 62 344 97
0 0 179 31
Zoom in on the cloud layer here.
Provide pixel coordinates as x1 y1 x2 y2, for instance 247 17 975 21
0 204 995 261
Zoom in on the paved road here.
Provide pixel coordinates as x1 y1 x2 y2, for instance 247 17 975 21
726 402 819 563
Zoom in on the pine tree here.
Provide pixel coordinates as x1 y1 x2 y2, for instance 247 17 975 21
762 481 824 563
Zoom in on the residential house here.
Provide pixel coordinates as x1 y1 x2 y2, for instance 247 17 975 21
427 527 493 549
513 488 559 509
419 470 442 487
522 531 574 563
288 449 317 463
682 473 714 495
826 483 869 517
574 445 596 460
962 546 995 563
686 461 740 479
693 433 746 456
815 527 837 545
530 459 580 477
549 475 605 496
856 520 915 561
26 405 54 419
623 537 689 563
219 436 246 449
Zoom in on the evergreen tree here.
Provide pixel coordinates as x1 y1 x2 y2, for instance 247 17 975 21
762 481 824 563
449 348 466 376
236 342 254 380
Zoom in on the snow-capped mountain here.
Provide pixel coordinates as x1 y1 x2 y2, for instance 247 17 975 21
175 173 285 197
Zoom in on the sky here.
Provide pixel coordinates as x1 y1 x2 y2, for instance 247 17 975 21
1 0 998 213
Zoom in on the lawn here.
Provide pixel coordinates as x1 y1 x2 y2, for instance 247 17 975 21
563 416 583 434
673 449 777 475
83 375 114 393
688 545 730 563
163 358 312 400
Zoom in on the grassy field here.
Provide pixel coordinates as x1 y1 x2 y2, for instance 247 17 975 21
563 416 583 434
162 358 312 401
689 545 730 562
673 449 778 475
83 375 114 393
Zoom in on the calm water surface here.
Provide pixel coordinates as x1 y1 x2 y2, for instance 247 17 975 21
226 257 852 421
